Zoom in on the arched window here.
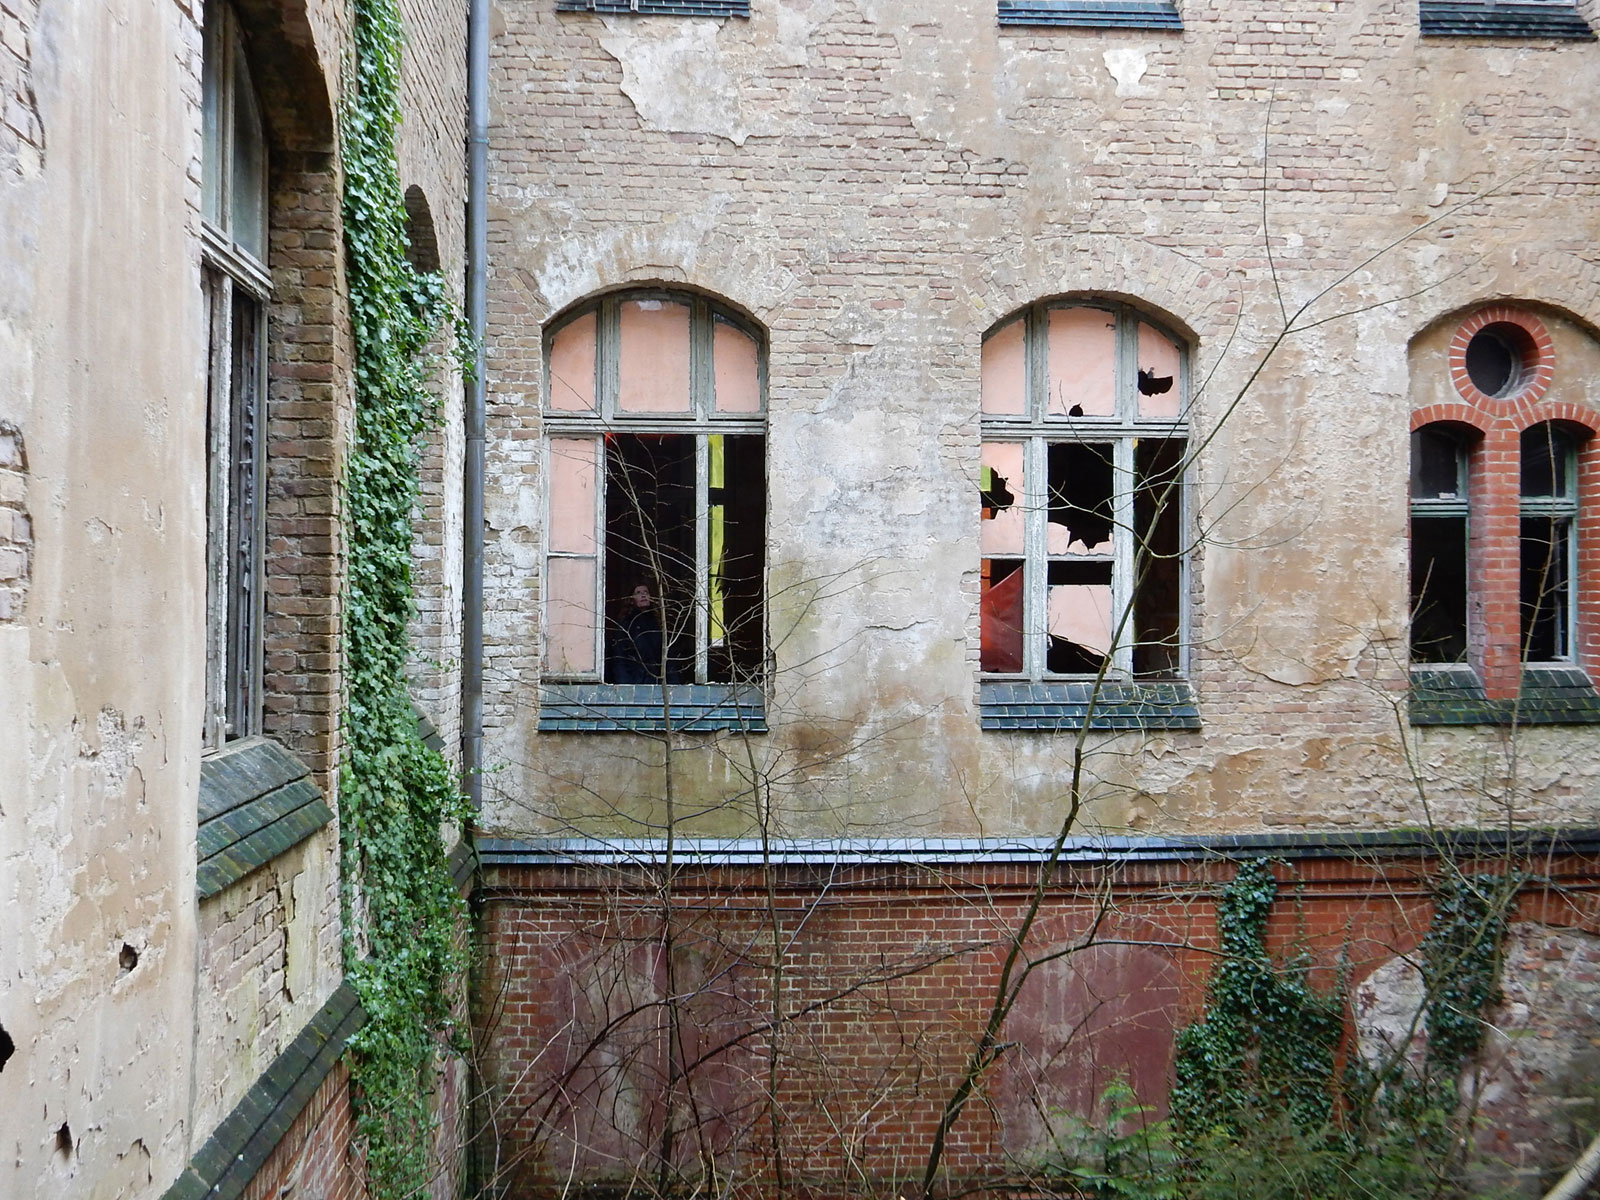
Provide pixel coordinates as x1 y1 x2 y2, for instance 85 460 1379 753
542 291 766 694
979 300 1188 686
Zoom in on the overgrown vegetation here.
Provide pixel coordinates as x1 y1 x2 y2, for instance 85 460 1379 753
1042 859 1521 1200
339 0 471 1193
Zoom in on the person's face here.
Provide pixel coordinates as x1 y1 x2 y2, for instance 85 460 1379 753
631 585 653 609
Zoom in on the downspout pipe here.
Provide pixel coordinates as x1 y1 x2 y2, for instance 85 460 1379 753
463 0 488 812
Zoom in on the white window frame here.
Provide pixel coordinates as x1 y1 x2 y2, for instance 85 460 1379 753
541 291 767 686
980 300 1190 682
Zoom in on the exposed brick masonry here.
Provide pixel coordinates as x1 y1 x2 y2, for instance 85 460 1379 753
0 422 27 623
476 851 1600 1197
0 0 41 178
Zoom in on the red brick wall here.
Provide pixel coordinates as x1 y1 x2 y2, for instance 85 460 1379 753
239 1062 364 1200
474 851 1600 1198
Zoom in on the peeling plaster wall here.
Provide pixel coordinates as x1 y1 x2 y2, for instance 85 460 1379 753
0 0 205 1192
482 0 1600 840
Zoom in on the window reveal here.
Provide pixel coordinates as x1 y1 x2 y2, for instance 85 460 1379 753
544 295 766 685
980 302 1188 680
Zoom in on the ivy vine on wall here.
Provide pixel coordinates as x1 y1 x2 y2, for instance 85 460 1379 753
339 0 470 1193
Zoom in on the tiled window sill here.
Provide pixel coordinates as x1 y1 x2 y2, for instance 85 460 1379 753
198 737 333 899
997 1 1182 30
1409 665 1600 726
1419 2 1595 40
980 679 1199 731
538 683 768 733
556 0 751 16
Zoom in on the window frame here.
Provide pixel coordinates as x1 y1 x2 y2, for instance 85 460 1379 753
202 0 271 749
1519 423 1580 666
541 290 768 690
979 299 1191 686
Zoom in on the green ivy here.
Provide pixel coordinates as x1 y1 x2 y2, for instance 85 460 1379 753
1169 859 1520 1197
338 0 471 1194
1172 859 1344 1147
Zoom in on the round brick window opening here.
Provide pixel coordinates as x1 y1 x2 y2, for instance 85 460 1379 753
1464 322 1537 399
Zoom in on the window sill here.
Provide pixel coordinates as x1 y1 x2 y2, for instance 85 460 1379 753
997 1 1182 30
980 679 1199 731
1409 665 1600 726
198 737 333 899
556 0 751 16
539 683 768 733
1419 3 1594 40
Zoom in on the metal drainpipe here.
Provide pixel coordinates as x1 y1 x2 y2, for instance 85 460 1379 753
462 0 488 812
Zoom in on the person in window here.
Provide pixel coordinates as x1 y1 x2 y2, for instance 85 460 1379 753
608 584 666 683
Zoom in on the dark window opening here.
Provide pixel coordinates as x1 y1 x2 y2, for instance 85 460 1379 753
1047 442 1114 553
1465 322 1536 399
1521 517 1570 663
603 433 764 685
1411 516 1469 663
1519 424 1578 663
1134 438 1184 678
1412 427 1467 500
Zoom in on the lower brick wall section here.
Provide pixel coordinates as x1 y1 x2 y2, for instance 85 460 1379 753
238 1061 363 1200
473 845 1600 1198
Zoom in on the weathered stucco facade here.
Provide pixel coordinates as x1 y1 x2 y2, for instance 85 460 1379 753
8 0 1600 1195
481 0 1600 838
470 1 1600 1194
0 0 469 1195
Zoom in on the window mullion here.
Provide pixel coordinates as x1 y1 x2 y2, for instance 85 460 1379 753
695 435 710 684
1112 437 1135 676
598 299 620 423
1026 435 1046 680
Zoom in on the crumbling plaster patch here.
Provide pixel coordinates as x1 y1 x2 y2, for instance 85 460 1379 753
1357 924 1600 1193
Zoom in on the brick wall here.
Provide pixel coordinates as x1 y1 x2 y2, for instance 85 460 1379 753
474 850 1600 1196
237 1061 365 1200
0 0 41 179
263 150 352 792
0 421 27 622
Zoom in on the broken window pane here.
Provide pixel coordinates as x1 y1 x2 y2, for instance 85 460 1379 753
1521 517 1570 662
981 317 1027 417
1047 560 1112 675
981 559 1025 674
713 316 761 414
980 442 1025 557
549 312 598 412
1047 442 1114 555
1411 515 1468 663
1047 307 1116 418
618 299 692 413
1136 322 1181 420
1133 438 1183 677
